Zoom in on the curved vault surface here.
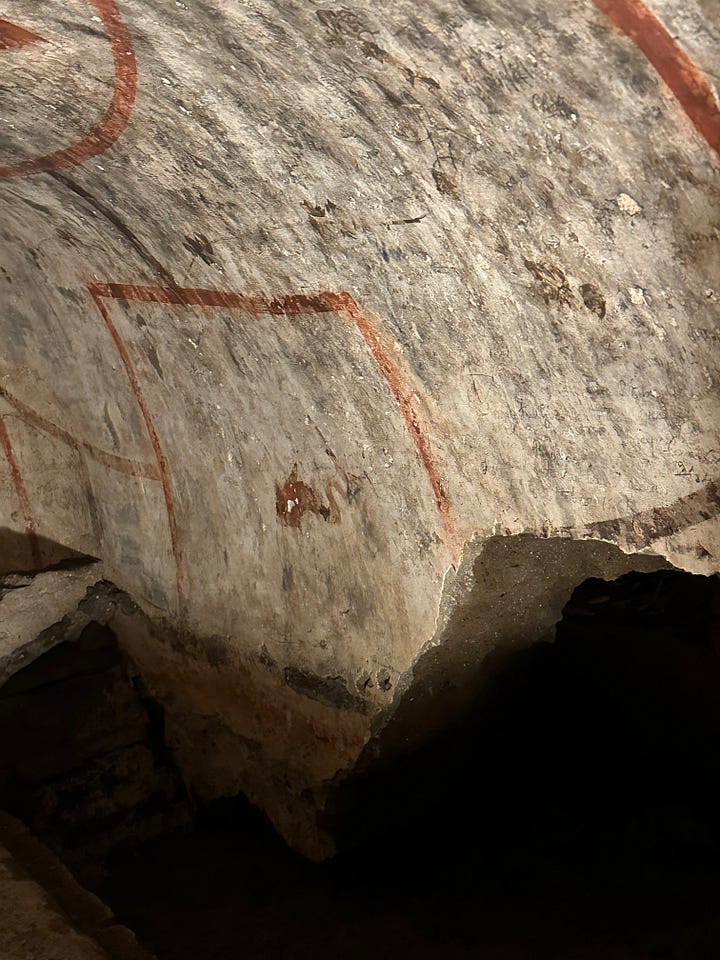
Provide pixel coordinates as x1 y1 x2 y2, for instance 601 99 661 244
0 0 718 853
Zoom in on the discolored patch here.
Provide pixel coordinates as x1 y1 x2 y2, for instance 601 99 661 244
183 233 216 266
432 168 460 199
275 464 339 529
580 282 607 319
283 666 366 712
524 258 575 306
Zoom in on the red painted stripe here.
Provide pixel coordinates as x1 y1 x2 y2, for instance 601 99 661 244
87 283 345 315
0 417 42 567
0 387 160 480
88 286 185 609
0 0 137 177
338 294 459 562
90 282 459 575
593 0 720 159
0 18 44 51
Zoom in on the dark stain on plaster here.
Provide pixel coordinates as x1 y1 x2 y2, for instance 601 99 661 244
145 342 164 380
258 644 276 669
49 173 176 287
183 233 216 266
281 564 294 592
432 168 460 199
531 93 579 125
580 282 607 319
275 465 338 529
523 258 575 306
283 666 366 713
204 635 231 669
582 479 720 548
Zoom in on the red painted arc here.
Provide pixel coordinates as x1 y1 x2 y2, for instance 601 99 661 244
0 417 42 567
0 0 137 177
0 18 44 51
87 282 460 613
0 386 160 480
88 286 186 610
338 294 458 558
593 0 720 159
0 0 715 175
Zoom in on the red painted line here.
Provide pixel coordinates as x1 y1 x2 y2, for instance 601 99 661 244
0 18 44 51
0 386 160 480
87 283 346 315
338 294 459 561
0 0 137 177
88 285 185 609
0 416 42 567
593 0 720 159
89 282 459 587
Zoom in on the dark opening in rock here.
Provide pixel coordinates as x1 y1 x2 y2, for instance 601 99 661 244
3 568 720 959
340 569 720 883
0 621 190 887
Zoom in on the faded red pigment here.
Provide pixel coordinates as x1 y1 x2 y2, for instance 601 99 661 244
0 0 137 177
0 18 44 51
88 285 185 609
0 387 160 481
87 282 461 611
276 465 337 529
593 0 720 159
0 417 42 567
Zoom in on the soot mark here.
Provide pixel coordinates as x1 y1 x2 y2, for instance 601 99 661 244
183 234 216 266
524 258 575 306
580 282 607 319
283 666 366 713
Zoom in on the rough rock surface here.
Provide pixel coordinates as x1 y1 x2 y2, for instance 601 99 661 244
0 0 718 853
0 811 152 960
0 562 106 685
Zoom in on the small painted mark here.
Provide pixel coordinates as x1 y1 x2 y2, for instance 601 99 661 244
276 464 339 529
